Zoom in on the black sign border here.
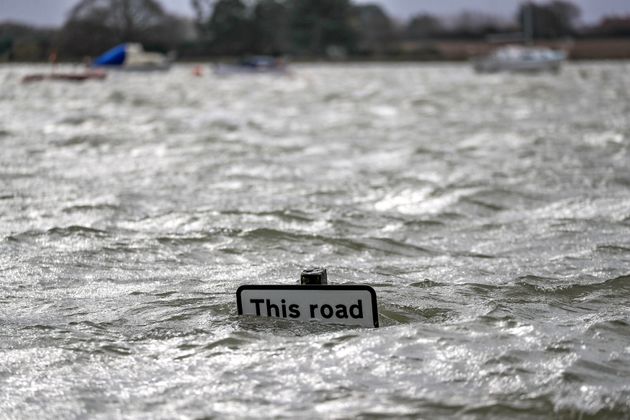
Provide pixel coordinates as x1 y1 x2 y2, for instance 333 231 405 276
237 284 379 328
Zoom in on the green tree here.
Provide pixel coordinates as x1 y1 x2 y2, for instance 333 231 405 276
405 14 443 40
353 4 394 55
0 22 57 61
251 0 290 54
205 0 253 55
290 0 357 56
516 1 580 39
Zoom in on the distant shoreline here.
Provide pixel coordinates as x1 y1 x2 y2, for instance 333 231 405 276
2 38 629 63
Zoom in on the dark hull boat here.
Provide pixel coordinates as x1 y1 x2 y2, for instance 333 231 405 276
214 56 289 76
21 70 107 83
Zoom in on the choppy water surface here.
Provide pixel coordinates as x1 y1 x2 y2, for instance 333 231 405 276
1 62 630 418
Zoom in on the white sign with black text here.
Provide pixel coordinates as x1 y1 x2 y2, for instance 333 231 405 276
237 285 379 328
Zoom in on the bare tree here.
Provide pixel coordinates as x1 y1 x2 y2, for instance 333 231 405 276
70 0 171 39
60 0 186 56
192 0 216 27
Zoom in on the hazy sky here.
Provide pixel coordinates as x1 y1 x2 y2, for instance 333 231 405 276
2 0 630 27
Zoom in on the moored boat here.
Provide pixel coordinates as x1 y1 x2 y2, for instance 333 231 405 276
214 56 289 76
472 45 566 74
21 70 107 84
92 43 172 71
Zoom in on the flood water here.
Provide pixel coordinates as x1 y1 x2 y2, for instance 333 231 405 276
1 62 630 418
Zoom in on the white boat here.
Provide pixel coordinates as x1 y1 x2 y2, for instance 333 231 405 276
473 45 566 73
92 43 172 71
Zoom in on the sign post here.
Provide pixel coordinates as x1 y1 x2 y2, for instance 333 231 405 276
236 268 379 328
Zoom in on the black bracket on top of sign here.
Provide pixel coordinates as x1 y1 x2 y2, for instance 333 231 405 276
300 267 328 285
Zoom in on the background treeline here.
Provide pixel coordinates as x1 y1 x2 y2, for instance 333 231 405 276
1 0 630 62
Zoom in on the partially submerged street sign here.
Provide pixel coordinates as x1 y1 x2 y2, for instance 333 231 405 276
237 285 379 328
236 268 379 328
